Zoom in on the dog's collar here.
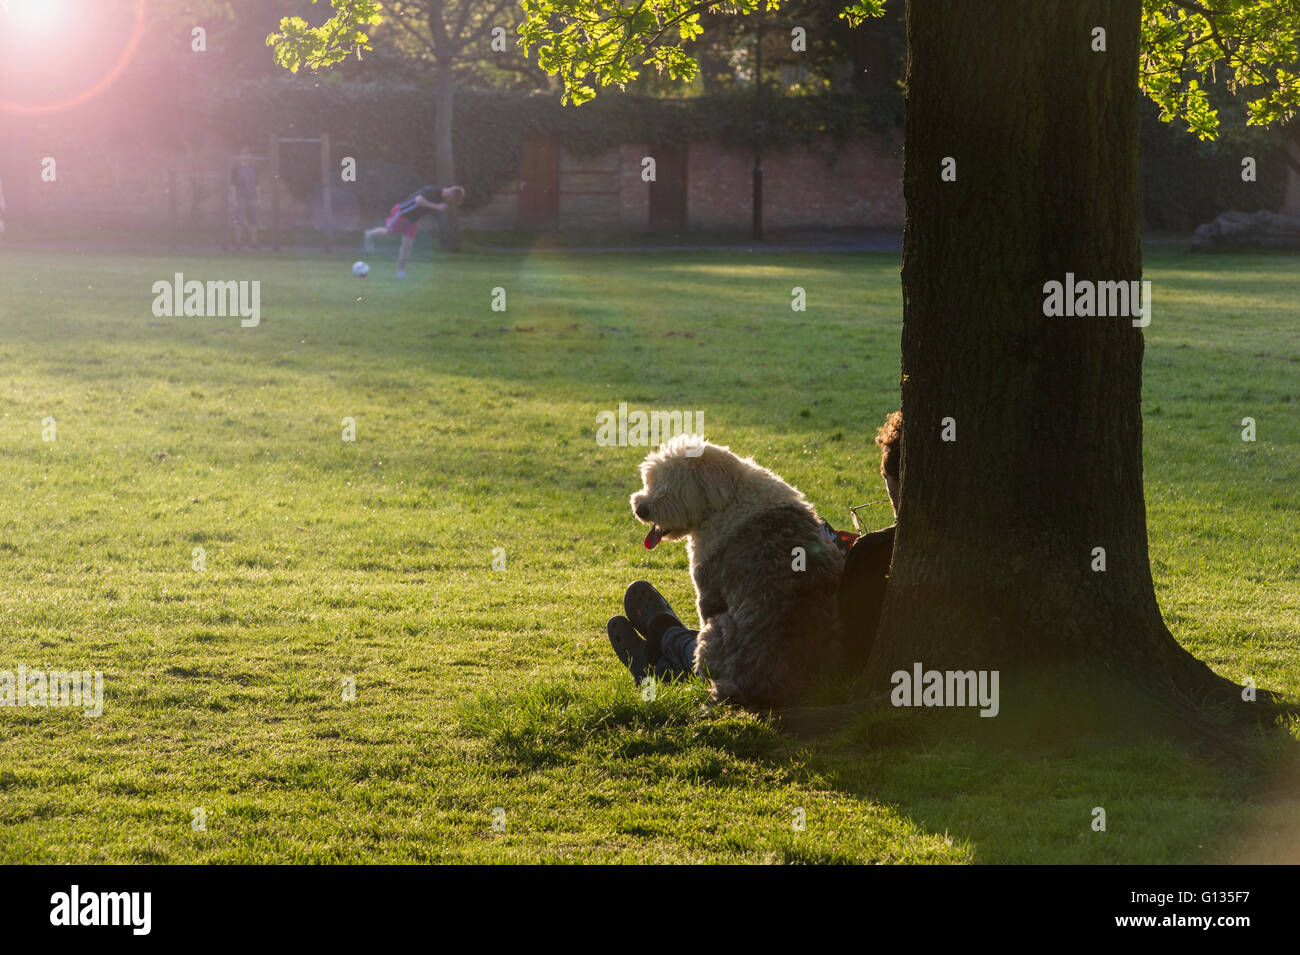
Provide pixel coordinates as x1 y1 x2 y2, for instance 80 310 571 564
820 518 859 556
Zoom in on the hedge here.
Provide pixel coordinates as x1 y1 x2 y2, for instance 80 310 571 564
1139 101 1284 231
209 76 1283 230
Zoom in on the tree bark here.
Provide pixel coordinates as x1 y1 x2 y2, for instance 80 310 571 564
434 57 461 251
866 0 1249 722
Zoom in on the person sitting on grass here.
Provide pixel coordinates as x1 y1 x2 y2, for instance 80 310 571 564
361 185 464 278
608 411 903 692
835 409 902 670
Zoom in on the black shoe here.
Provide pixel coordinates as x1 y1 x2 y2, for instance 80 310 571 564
606 616 649 683
623 581 682 640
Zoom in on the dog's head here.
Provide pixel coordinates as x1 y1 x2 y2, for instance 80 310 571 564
630 434 742 548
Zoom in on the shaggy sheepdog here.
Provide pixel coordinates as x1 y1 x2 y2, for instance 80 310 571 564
616 434 845 707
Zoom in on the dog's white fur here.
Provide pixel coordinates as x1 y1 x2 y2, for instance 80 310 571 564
631 434 845 706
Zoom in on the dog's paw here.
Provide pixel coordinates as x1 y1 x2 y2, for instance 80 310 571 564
708 679 743 704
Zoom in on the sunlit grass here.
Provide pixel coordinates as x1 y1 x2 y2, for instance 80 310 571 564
0 245 1295 862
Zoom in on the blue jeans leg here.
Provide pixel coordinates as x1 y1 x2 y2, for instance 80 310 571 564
654 623 698 680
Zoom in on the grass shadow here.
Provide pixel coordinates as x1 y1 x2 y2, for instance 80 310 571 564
459 669 1300 863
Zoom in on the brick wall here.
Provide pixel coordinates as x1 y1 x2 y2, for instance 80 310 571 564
3 123 903 236
619 143 651 230
557 147 621 231
3 124 314 235
460 187 518 231
463 132 903 234
686 134 903 230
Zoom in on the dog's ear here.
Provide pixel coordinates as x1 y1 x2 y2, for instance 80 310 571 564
693 444 740 511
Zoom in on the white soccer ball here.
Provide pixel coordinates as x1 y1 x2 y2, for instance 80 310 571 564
352 261 370 278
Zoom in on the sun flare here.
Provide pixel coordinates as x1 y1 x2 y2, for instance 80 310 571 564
3 0 65 36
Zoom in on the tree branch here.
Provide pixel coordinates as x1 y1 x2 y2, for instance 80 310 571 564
379 0 438 57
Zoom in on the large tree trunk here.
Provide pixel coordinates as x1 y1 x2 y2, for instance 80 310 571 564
433 57 461 251
865 0 1247 722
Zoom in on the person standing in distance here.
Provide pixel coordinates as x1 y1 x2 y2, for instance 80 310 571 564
229 148 261 250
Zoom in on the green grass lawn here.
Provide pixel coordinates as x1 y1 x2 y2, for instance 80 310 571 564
0 244 1297 863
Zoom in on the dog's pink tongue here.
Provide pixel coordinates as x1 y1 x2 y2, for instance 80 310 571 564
644 526 664 549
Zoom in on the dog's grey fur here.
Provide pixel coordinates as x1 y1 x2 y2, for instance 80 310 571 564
630 434 844 707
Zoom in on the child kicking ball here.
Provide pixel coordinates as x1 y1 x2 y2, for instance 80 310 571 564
361 185 464 278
